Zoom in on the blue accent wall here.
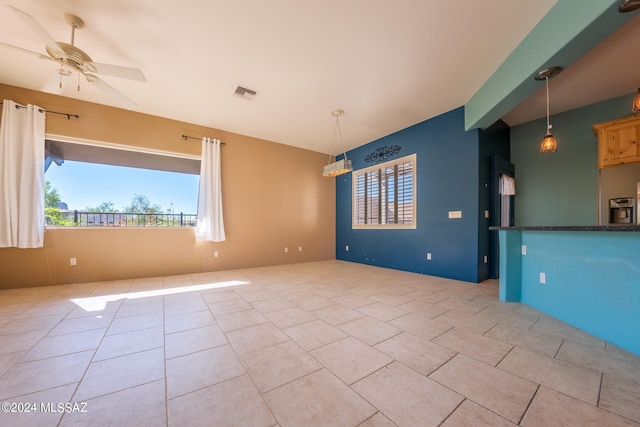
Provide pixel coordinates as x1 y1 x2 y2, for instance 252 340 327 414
336 107 509 283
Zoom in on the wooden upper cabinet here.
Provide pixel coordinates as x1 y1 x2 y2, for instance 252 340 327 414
593 115 640 169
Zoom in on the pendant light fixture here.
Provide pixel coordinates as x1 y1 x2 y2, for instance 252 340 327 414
632 88 640 116
535 66 562 153
323 109 353 177
617 1 640 114
619 0 640 13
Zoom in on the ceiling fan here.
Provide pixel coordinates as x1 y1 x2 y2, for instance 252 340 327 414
0 5 146 109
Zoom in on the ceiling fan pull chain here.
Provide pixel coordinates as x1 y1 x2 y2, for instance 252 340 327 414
59 60 64 89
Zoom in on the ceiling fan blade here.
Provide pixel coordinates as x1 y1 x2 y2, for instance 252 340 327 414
6 5 67 59
84 74 136 110
0 41 54 61
85 62 146 82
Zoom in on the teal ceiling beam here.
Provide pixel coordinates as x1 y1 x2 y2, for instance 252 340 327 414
465 0 635 131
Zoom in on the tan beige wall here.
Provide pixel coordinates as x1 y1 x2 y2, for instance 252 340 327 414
0 84 336 289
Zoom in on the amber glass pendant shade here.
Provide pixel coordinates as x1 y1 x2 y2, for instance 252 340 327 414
540 132 557 153
632 87 640 116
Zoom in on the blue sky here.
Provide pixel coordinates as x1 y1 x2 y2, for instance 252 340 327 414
46 161 199 213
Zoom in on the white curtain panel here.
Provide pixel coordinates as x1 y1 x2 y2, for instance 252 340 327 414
0 100 46 248
196 137 226 242
499 174 516 196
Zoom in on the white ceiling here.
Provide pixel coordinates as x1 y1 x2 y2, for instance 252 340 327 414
0 1 637 155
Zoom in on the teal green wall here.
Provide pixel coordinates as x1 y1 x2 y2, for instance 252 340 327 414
510 93 635 226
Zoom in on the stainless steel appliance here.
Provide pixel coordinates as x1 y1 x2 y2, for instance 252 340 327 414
609 197 635 224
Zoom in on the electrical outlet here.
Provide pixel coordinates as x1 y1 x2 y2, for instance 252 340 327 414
298 246 303 252
284 247 288 253
484 210 489 219
540 272 546 284
70 257 77 266
345 245 349 251
427 253 432 260
483 255 488 264
214 251 219 258
521 245 527 255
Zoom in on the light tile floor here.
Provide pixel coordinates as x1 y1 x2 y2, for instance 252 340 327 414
0 260 639 426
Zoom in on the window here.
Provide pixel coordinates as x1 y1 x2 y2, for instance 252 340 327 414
44 135 200 228
353 154 416 229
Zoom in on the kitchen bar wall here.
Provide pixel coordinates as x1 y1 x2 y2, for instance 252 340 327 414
499 228 640 356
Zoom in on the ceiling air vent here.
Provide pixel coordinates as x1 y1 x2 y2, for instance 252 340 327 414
234 85 257 100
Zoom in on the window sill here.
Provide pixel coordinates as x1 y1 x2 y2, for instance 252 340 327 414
45 226 195 230
352 224 416 230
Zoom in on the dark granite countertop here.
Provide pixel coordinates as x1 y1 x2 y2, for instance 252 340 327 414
489 225 640 232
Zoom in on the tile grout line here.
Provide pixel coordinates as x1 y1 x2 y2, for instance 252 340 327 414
494 344 516 367
435 397 465 427
596 372 603 408
355 411 388 427
554 338 566 359
527 315 543 333
481 320 500 337
518 384 541 425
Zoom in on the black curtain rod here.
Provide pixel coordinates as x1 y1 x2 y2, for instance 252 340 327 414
0 101 79 120
181 134 225 145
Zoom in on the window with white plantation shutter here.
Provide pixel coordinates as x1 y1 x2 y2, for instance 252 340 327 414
353 154 416 229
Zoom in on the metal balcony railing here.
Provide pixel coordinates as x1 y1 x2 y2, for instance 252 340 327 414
56 211 197 227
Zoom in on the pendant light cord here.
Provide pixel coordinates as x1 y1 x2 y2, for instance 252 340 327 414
545 76 551 134
336 115 349 161
327 116 338 164
326 110 349 164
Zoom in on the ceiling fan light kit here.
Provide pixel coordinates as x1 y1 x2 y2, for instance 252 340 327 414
3 5 146 109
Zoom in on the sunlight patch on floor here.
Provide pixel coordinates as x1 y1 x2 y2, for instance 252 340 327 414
70 280 250 311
